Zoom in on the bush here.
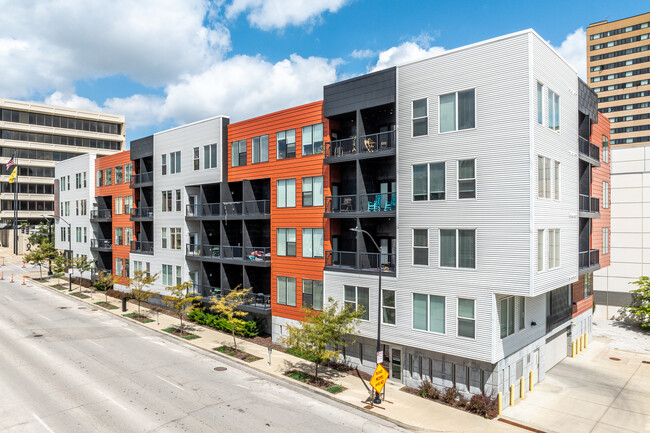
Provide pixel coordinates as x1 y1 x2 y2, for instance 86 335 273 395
467 393 499 419
107 289 130 299
417 381 440 400
618 276 650 330
456 394 468 409
187 309 259 338
286 346 318 362
441 386 460 405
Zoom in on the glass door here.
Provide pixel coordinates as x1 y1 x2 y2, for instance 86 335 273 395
390 347 402 381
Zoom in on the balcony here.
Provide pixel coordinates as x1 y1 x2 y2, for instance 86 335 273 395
325 193 396 217
325 250 396 274
579 194 600 217
546 306 573 333
90 239 112 251
190 283 271 310
324 130 395 162
579 249 600 274
131 240 154 255
186 243 221 259
578 137 600 166
186 244 271 266
131 206 153 221
90 209 112 222
130 171 153 188
185 200 270 219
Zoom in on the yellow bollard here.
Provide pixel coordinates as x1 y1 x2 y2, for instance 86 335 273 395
498 392 502 415
584 332 588 349
510 384 515 406
529 370 534 391
580 335 584 352
572 341 576 358
520 377 525 399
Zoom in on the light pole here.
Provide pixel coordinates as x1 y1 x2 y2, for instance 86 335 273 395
351 226 383 405
41 215 53 276
52 215 73 292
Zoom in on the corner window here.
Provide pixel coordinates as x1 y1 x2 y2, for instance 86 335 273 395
302 228 323 258
382 290 396 325
537 82 543 124
458 159 476 199
232 140 246 167
457 298 475 339
413 162 445 201
277 129 296 159
412 98 428 137
252 135 269 164
277 228 296 257
547 89 560 131
499 296 515 338
193 147 200 170
413 229 428 265
277 179 296 208
277 276 296 306
344 285 369 321
440 89 475 133
440 229 476 269
302 176 323 207
303 279 323 310
413 293 445 333
302 124 323 155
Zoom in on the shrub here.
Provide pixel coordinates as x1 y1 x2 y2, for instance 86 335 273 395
456 394 469 409
187 309 259 338
417 381 440 400
326 385 344 394
467 393 499 419
441 386 460 405
286 346 318 362
107 289 130 300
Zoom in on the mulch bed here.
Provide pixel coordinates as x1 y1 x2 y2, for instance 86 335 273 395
52 284 68 290
71 292 90 299
284 370 346 394
214 345 262 362
162 327 200 339
123 313 154 323
94 301 118 310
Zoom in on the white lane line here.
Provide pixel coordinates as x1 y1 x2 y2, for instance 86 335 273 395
37 314 51 321
32 413 56 433
87 340 103 349
30 344 51 359
235 384 247 390
4 295 14 302
155 375 184 391
96 390 127 411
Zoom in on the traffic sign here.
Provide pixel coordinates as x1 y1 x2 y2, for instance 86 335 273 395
369 363 388 394
377 350 383 364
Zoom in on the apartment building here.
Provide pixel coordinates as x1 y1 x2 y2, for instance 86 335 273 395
0 98 125 225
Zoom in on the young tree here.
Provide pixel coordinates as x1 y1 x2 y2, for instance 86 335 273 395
51 253 69 287
24 241 55 280
619 276 650 330
28 222 50 246
129 270 159 315
210 285 252 351
282 298 364 380
162 281 201 335
74 255 94 292
94 270 120 304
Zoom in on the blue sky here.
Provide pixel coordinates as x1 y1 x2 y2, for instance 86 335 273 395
0 0 646 145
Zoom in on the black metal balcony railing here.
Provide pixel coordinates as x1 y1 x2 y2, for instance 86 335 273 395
131 240 154 254
90 239 112 249
244 200 271 215
90 209 112 220
221 246 244 259
546 306 573 332
207 285 271 309
131 207 153 219
579 249 600 269
186 201 271 217
325 250 396 272
325 130 395 158
360 193 396 212
325 195 357 213
579 194 600 213
131 171 153 186
245 246 271 262
186 243 220 258
578 137 600 163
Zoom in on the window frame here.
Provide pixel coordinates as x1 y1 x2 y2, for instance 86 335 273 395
537 229 545 272
547 88 560 132
603 181 609 208
231 140 247 167
603 227 609 254
302 176 323 207
499 296 516 339
301 123 324 156
277 276 297 306
602 136 609 163
302 279 323 311
537 82 544 125
276 129 296 160
457 297 476 339
412 161 446 202
412 228 429 266
412 293 446 334
439 228 477 270
277 179 296 208
276 228 296 257
382 289 396 325
252 134 269 164
344 285 370 321
412 98 429 137
161 154 167 176
438 88 477 134
457 159 476 199
302 228 324 258
548 228 560 269
193 147 200 170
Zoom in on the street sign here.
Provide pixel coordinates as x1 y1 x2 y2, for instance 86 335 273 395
377 350 383 364
369 363 388 395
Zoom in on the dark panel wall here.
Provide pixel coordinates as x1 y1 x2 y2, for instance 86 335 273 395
578 79 598 121
130 135 154 160
324 67 396 117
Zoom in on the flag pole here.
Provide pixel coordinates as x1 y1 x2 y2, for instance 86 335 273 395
13 156 18 255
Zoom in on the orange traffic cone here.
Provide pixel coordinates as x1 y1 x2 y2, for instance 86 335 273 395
22 262 25 268
21 276 26 285
1 271 3 280
2 257 4 266
10 274 14 283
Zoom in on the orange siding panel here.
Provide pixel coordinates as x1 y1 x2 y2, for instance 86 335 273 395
591 113 611 269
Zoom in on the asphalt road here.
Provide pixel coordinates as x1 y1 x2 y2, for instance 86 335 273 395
0 278 406 432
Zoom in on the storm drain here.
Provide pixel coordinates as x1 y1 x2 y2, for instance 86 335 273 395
642 361 650 364
609 357 621 361
214 367 227 372
32 334 43 338
58 307 69 309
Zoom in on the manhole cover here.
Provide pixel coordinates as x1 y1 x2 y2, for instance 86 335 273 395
33 334 43 338
609 357 621 361
642 360 650 364
58 307 69 309
78 307 86 309
214 367 227 372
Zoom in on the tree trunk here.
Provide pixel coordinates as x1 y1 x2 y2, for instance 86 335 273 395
315 363 319 380
180 315 183 335
39 265 43 280
232 321 237 351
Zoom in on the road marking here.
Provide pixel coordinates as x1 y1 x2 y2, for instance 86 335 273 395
87 340 103 349
235 384 248 389
155 375 184 391
32 413 56 433
4 295 14 302
37 314 51 321
31 344 51 359
96 390 126 410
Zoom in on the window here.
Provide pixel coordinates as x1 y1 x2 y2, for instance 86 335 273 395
124 164 132 183
67 175 70 190
412 98 428 136
344 286 369 320
252 135 269 163
96 170 102 187
413 293 445 333
203 144 217 169
603 227 609 254
115 196 123 215
413 229 428 265
413 162 445 201
193 147 200 170
162 190 173 212
277 228 296 256
277 276 296 306
170 151 181 174
115 258 124 277
125 227 133 246
584 273 593 298
302 176 323 206
60 176 66 191
537 82 543 124
124 196 133 215
104 168 111 185
603 181 609 208
537 229 544 271
175 189 181 212
115 227 123 246
500 297 516 338
60 227 66 241
519 297 525 331
302 228 323 258
440 89 475 133
440 229 476 269
382 290 396 325
161 154 167 175
80 200 87 216
457 298 475 338
547 89 560 131
554 161 560 200
277 179 296 207
537 156 551 198
75 227 82 242
115 165 123 184
231 140 246 167
602 135 609 163
548 229 560 269
162 264 173 286
458 159 476 199
161 227 167 249
303 279 323 310
277 129 296 159
170 228 181 250
75 173 82 188
75 200 79 216
175 266 182 285
302 124 323 155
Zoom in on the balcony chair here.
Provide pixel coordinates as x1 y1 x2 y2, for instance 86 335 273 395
383 193 396 211
368 194 382 212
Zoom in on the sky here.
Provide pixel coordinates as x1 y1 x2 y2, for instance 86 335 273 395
0 0 646 145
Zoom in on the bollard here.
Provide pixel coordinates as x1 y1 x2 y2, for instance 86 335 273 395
580 335 584 353
572 341 576 358
121 296 128 312
21 275 26 285
10 274 14 283
584 332 588 349
498 392 502 415
22 262 25 268
529 370 534 391
520 377 525 399
510 384 515 406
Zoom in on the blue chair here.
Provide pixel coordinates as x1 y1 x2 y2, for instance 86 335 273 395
368 194 382 211
384 193 396 211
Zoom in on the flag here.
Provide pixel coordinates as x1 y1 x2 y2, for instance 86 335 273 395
8 167 17 184
5 155 15 171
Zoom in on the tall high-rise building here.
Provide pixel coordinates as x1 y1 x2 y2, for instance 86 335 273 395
0 98 125 226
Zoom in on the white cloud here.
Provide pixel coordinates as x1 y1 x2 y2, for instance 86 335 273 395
104 94 166 129
350 49 375 59
553 28 587 81
371 41 446 72
44 91 103 112
225 0 350 30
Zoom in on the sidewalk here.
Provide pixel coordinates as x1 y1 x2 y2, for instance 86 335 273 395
7 254 522 433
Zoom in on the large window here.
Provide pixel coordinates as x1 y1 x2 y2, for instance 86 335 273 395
115 165 123 184
194 147 200 170
603 227 609 254
162 264 173 286
302 228 323 258
548 89 560 131
204 144 217 169
603 181 609 208
537 82 543 124
413 229 428 266
115 196 123 215
277 276 296 306
162 190 173 212
603 135 609 163
303 279 323 310
302 124 323 155
115 227 123 246
548 229 560 269
104 168 112 186
440 229 476 269
344 285 369 321
277 228 296 256
302 176 323 206
413 162 445 201
500 297 516 338
277 129 296 159
537 156 552 198
382 290 396 325
537 229 544 271
413 293 445 333
170 227 181 250
252 135 269 164
458 159 476 199
232 140 246 167
440 89 475 133
124 164 132 183
277 179 296 208
412 98 428 136
170 151 181 174
457 298 475 339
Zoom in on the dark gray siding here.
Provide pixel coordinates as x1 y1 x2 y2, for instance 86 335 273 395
130 135 154 160
324 67 396 117
578 79 598 121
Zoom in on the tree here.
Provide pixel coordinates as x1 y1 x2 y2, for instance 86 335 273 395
51 253 69 287
24 241 55 280
282 298 364 379
129 270 159 316
162 281 201 335
28 222 50 246
94 270 120 304
73 255 94 292
619 276 650 330
210 285 252 351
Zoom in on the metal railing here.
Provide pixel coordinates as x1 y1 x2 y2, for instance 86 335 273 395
209 286 271 309
90 239 112 249
131 206 153 219
186 201 270 217
546 306 573 332
325 195 357 213
245 246 271 262
325 130 395 158
131 240 154 254
578 137 600 162
90 209 112 220
579 249 600 269
360 192 396 212
131 171 153 186
244 200 271 215
185 243 220 258
325 250 396 272
579 194 600 213
221 246 244 259
325 137 357 158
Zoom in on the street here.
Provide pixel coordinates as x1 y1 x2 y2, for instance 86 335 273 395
0 278 406 433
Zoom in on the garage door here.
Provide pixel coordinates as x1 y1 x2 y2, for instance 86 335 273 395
545 328 568 371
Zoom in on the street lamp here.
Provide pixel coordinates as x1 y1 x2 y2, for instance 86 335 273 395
50 215 73 292
351 226 383 405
